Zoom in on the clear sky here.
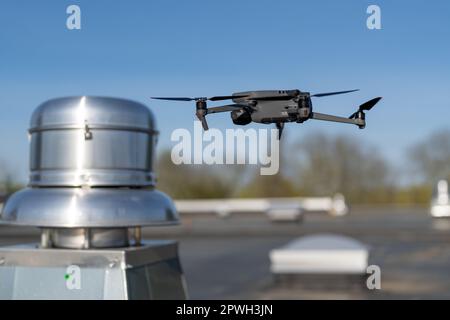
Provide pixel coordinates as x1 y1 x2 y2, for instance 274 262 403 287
1 0 449 182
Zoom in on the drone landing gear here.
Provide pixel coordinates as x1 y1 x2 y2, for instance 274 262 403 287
276 122 284 139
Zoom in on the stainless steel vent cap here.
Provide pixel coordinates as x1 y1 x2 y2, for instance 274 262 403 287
30 96 156 132
0 188 178 227
29 97 158 187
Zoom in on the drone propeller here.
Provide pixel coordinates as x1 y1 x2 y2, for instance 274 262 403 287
151 97 195 101
151 94 248 102
209 95 247 101
311 89 359 98
349 97 382 119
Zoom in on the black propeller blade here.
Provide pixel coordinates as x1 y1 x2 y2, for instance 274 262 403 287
151 94 248 102
359 97 382 111
311 89 359 98
349 97 382 119
209 95 248 101
151 97 198 101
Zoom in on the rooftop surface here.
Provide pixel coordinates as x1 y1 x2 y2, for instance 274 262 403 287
1 206 449 299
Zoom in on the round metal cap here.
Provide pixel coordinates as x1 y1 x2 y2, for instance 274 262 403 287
30 96 156 132
0 188 179 228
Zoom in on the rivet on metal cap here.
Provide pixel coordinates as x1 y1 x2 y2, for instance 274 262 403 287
84 121 93 140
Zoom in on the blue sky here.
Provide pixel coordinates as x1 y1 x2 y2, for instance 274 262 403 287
1 0 450 182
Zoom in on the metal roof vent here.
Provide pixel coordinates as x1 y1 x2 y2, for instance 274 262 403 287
1 96 178 239
0 97 186 299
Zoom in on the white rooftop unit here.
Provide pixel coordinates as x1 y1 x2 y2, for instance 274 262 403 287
431 180 450 218
269 234 369 275
175 193 348 219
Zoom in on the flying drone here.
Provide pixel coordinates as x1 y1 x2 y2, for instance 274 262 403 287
151 89 382 138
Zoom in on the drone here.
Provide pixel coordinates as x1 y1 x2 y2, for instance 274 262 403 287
151 89 382 138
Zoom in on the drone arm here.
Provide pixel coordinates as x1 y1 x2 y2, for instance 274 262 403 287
207 104 244 114
311 112 365 127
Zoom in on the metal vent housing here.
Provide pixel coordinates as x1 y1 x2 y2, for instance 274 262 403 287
29 96 158 187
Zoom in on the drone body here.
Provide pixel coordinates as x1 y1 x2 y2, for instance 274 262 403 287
152 89 382 138
229 90 314 125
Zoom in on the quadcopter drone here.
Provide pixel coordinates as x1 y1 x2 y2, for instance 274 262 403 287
151 89 382 138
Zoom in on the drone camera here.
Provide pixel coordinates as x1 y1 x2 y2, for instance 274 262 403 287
231 109 252 126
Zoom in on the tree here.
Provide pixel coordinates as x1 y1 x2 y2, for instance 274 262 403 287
238 170 297 198
409 129 450 183
237 135 297 198
0 159 23 194
292 133 393 203
156 150 243 199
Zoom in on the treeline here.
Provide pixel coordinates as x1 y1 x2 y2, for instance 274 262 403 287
0 159 22 196
156 129 450 205
1 130 449 205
